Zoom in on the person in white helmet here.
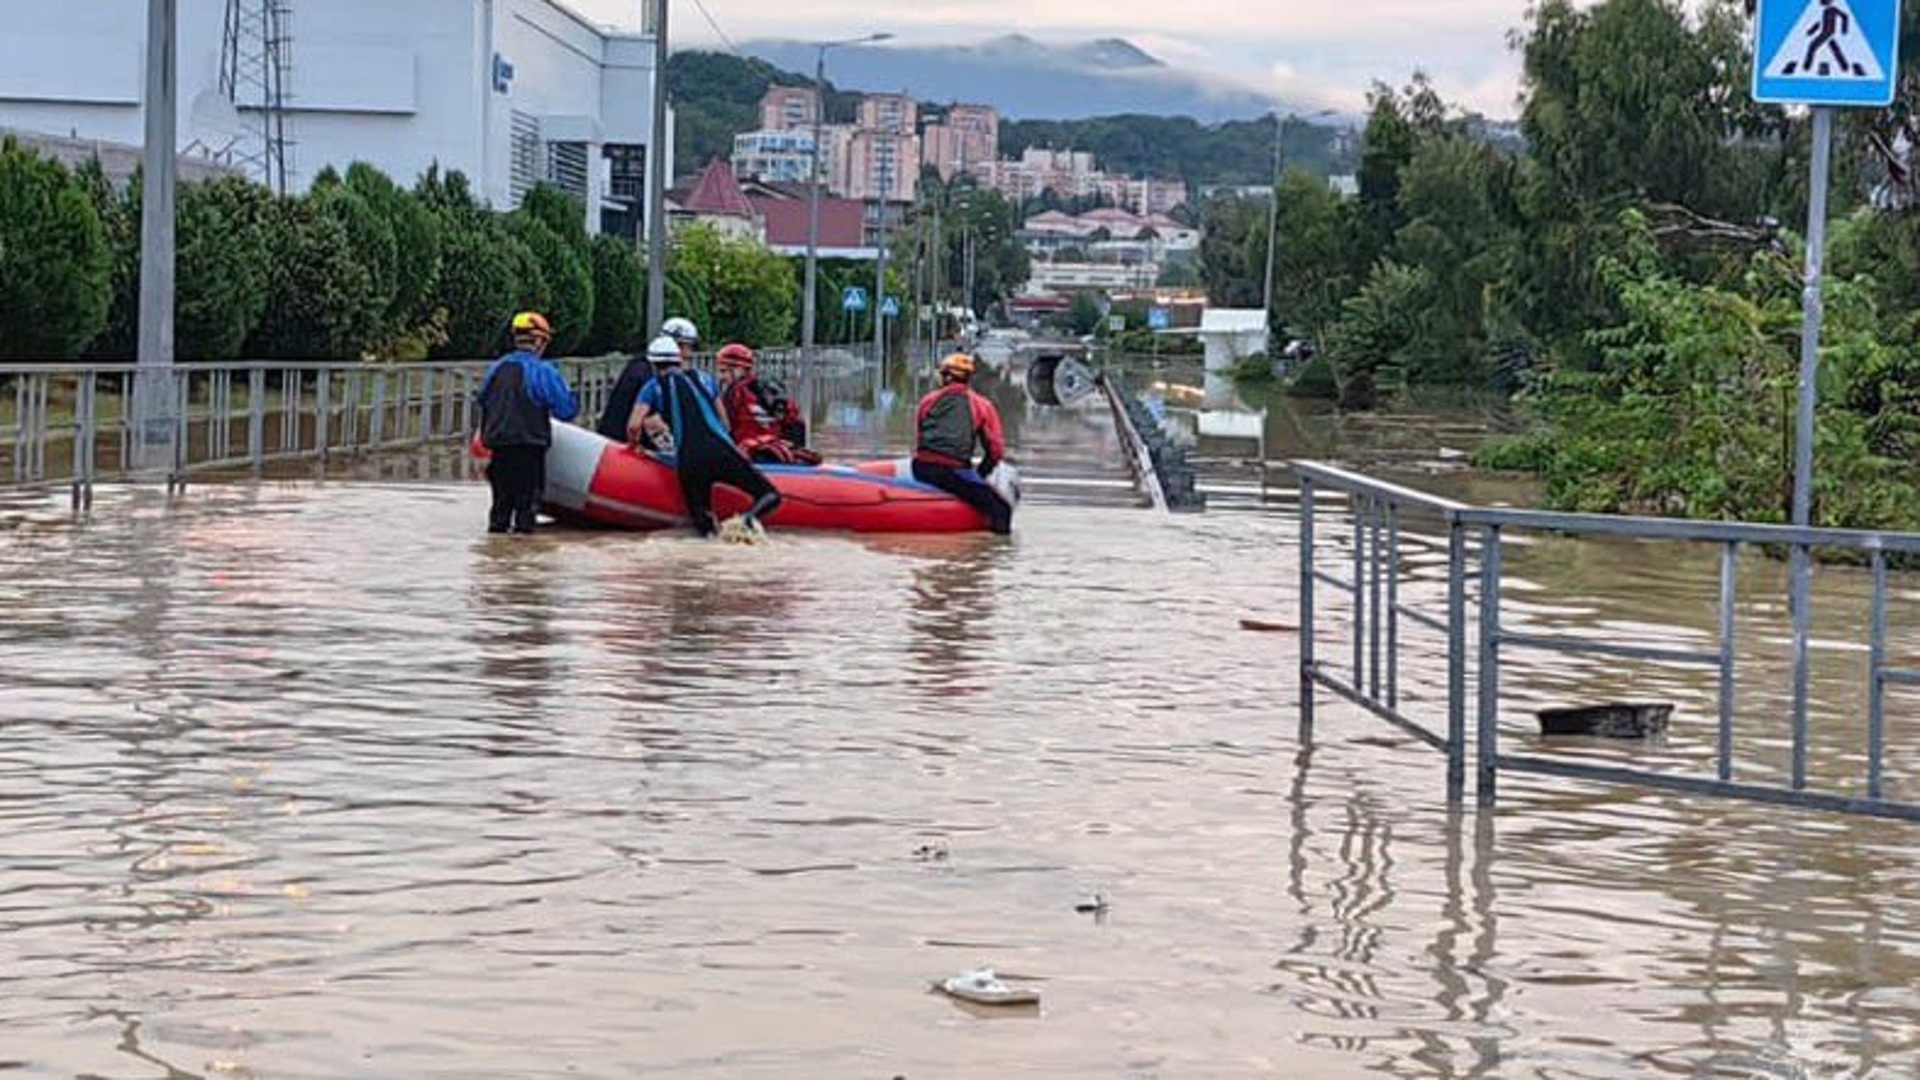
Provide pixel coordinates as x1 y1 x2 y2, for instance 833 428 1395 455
628 334 781 536
595 317 700 442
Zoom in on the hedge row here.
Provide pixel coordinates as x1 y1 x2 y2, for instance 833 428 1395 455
0 137 801 362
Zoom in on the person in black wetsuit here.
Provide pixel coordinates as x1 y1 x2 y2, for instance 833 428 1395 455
625 335 781 537
595 316 700 441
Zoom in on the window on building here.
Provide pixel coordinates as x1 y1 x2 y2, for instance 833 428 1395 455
547 141 590 203
509 111 543 205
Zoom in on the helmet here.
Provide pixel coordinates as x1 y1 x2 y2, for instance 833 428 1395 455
716 343 756 371
938 353 976 379
662 317 699 345
646 335 683 364
511 311 552 339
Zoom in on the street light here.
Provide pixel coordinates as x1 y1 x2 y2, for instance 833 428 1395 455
1261 108 1338 343
800 31 892 413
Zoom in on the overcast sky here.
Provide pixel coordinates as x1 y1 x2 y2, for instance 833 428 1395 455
567 0 1537 118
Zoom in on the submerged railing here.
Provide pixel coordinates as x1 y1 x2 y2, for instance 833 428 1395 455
1295 460 1920 822
1 358 632 507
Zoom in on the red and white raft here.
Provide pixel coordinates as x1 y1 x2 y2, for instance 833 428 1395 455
476 422 998 534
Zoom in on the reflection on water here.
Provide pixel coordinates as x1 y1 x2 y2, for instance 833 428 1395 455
1 387 1918 1079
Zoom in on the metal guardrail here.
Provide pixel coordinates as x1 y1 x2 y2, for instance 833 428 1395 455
1 357 630 507
1295 460 1920 822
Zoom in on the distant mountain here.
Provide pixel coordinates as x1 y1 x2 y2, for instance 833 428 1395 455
735 35 1285 122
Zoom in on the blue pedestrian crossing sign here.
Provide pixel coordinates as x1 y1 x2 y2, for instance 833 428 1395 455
1147 307 1170 330
1753 0 1901 106
842 286 869 312
880 296 900 318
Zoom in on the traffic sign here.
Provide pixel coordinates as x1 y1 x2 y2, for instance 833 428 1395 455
841 286 869 313
1147 307 1170 330
1753 0 1900 105
880 295 900 318
1107 314 1126 333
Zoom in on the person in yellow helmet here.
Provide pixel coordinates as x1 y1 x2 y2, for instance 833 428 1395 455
475 312 578 534
912 352 1013 534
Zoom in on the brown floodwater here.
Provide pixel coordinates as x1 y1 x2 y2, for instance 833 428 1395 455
1 379 1916 1079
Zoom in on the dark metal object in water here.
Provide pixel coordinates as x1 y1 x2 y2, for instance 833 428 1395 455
1536 702 1674 739
1025 353 1099 407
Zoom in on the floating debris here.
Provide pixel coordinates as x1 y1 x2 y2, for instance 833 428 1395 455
1073 893 1109 915
1537 702 1673 739
934 968 1040 1007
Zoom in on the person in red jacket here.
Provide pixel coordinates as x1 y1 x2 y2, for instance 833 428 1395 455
912 353 1013 535
715 343 821 465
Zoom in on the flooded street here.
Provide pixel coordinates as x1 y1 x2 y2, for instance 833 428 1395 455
2 384 1918 1079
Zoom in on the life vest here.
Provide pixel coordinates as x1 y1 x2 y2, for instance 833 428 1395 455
915 384 980 467
477 355 552 449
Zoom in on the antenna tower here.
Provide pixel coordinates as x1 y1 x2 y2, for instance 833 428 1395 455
220 0 293 193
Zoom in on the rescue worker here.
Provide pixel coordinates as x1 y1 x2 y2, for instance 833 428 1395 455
476 311 579 534
715 343 820 465
596 317 701 442
627 335 782 537
912 353 1013 535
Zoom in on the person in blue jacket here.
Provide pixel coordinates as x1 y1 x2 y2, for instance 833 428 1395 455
625 335 780 537
476 312 579 534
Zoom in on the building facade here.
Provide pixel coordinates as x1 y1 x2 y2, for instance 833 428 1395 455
757 85 819 132
730 128 820 186
922 103 998 181
838 129 917 203
856 93 917 136
0 0 666 236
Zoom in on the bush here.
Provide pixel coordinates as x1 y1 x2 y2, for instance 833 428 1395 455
507 212 593 355
346 162 442 344
671 222 796 346
311 171 400 345
0 137 112 358
176 176 273 359
246 195 379 359
434 217 546 358
585 234 644 355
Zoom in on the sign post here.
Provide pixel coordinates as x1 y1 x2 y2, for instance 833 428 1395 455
1752 0 1900 787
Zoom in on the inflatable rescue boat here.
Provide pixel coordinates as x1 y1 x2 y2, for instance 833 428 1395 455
476 423 1004 533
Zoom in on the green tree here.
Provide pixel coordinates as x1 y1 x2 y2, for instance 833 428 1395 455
246 194 379 359
1323 260 1431 410
585 233 645 355
433 216 545 359
506 212 593 355
176 176 273 359
670 222 796 346
345 162 442 344
0 138 111 358
1199 194 1264 307
1067 293 1104 336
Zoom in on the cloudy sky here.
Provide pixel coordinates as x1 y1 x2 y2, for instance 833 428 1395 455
567 0 1538 118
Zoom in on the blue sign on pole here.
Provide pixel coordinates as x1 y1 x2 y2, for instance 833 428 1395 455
880 296 900 318
841 286 869 313
1147 307 1170 330
1752 0 1900 105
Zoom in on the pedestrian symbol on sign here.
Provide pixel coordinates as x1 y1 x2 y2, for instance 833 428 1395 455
1767 0 1880 79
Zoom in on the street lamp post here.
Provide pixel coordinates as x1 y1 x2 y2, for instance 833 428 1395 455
800 32 891 415
1261 108 1337 348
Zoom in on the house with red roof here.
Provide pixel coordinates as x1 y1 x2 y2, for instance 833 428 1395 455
667 158 764 242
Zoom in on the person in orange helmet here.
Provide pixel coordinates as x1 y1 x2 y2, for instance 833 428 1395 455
715 343 820 465
475 312 578 534
912 352 1013 535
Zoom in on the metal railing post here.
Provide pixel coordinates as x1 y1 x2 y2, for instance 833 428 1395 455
1299 474 1317 744
1717 541 1738 782
1446 518 1467 805
1868 552 1887 801
315 370 332 459
370 373 387 446
248 367 266 468
1476 525 1502 807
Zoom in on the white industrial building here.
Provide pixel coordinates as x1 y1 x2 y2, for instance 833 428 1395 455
0 0 668 237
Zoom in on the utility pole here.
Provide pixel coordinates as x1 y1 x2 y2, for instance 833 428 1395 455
135 0 179 476
1261 111 1281 324
873 152 891 397
644 0 669 337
